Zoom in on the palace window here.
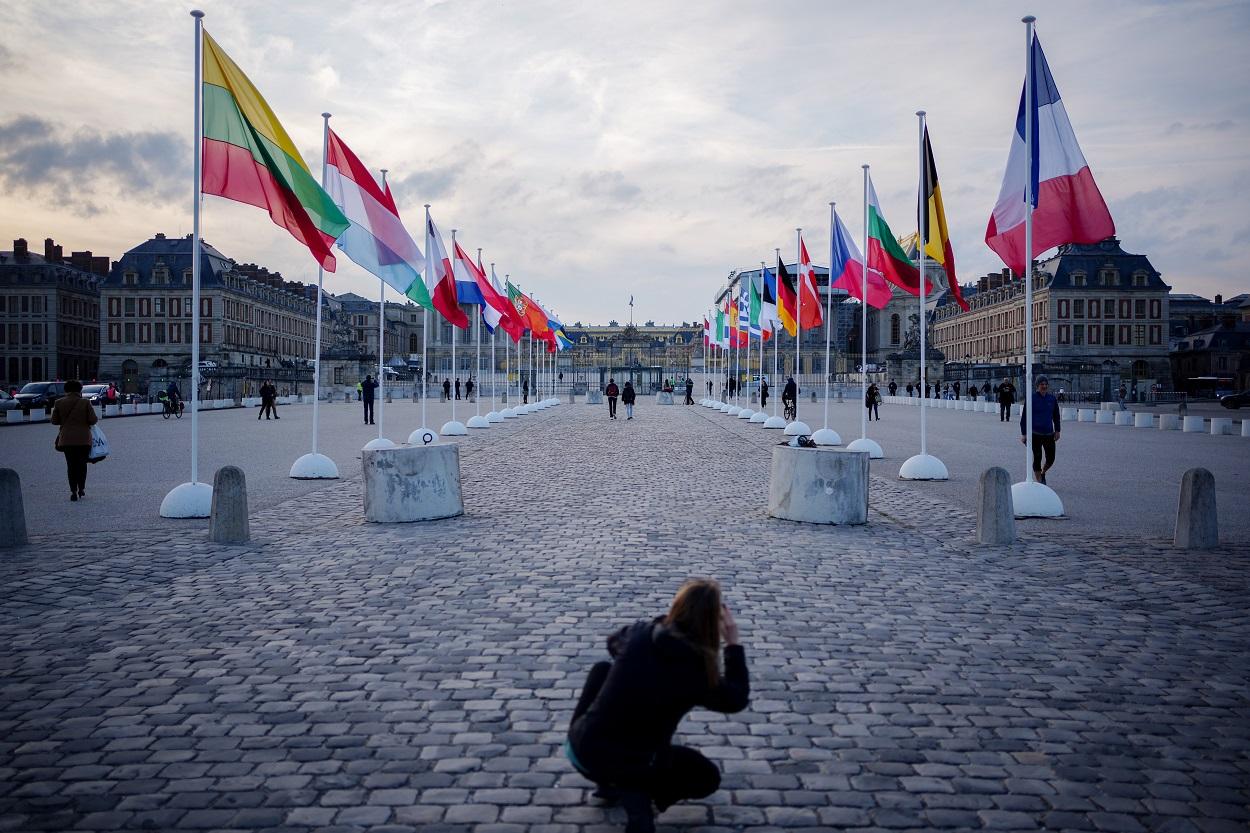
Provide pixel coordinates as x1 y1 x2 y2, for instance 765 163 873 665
139 323 151 343
1135 299 1146 319
1150 299 1161 319
1133 271 1148 287
1119 325 1131 344
108 297 121 317
1072 271 1086 287
1072 325 1084 346
1057 325 1070 344
1057 299 1069 318
1134 325 1145 346
108 323 121 343
123 271 138 286
1089 299 1100 318
154 298 165 316
1119 299 1131 319
1104 298 1116 318
124 298 136 317
1103 326 1114 346
1088 324 1100 344
1099 269 1120 286
890 314 901 345
155 323 165 343
1073 299 1084 319
1149 325 1162 345
124 323 135 343
139 298 150 317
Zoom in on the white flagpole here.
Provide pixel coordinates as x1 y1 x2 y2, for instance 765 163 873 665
422 205 431 433
917 116 928 458
376 169 389 442
1023 16 1036 485
744 279 751 411
490 263 498 413
773 248 780 416
824 203 835 430
861 168 870 441
450 229 458 423
793 228 803 425
161 10 213 518
474 248 483 418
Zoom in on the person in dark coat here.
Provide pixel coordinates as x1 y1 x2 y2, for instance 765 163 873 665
888 379 898 396
361 375 378 424
522 378 529 404
258 380 278 420
782 376 797 417
997 378 1016 422
466 376 475 401
455 377 462 400
623 380 637 419
443 378 451 402
605 378 620 419
684 377 694 405
51 380 98 502
1020 375 1061 484
706 379 712 397
866 382 881 421
759 378 769 410
567 579 748 833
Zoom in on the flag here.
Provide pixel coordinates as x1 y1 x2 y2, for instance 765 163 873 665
703 316 712 347
452 242 487 310
797 237 823 330
323 128 428 304
424 214 467 328
830 205 891 309
760 266 782 334
920 128 968 311
475 253 498 333
506 281 549 336
718 300 731 348
986 34 1115 275
776 256 798 337
490 268 525 343
485 264 524 341
868 174 931 296
201 31 348 270
748 273 768 340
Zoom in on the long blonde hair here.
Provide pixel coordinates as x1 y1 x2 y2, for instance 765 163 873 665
664 579 722 687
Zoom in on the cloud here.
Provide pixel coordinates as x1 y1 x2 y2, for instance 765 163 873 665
1165 120 1236 135
577 170 642 204
389 141 485 206
0 115 185 217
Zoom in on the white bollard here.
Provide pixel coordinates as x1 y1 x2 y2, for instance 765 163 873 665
1209 417 1232 436
1096 410 1115 424
1183 416 1205 433
1114 411 1133 426
1078 409 1096 422
1133 412 1153 428
1158 414 1180 430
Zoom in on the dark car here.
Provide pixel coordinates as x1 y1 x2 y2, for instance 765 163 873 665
1218 391 1250 409
81 384 111 405
13 381 66 411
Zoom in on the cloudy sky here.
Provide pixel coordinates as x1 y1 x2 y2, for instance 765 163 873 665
2 0 1247 324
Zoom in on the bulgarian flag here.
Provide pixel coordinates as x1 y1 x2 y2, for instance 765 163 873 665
868 173 931 296
830 204 891 309
201 31 348 270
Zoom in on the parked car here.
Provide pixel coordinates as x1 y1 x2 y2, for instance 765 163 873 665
1218 391 1250 409
0 389 18 411
13 381 66 411
81 384 112 405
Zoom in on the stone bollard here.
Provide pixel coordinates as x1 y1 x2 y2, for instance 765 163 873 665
1182 416 1205 433
363 444 463 523
767 446 868 525
1158 414 1180 430
810 391 817 403
1096 410 1115 424
1174 467 1217 549
976 467 1015 545
1133 412 1153 428
1114 411 1134 426
209 466 249 544
0 468 29 548
1243 420 1250 438
1209 417 1232 436
587 390 603 404
567 389 576 404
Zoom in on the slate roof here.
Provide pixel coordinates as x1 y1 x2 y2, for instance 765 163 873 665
105 233 234 287
1034 237 1167 290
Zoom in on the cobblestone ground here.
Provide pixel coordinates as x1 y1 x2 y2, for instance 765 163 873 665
2 402 1248 833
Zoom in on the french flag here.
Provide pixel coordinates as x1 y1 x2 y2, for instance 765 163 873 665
829 206 891 309
986 34 1115 275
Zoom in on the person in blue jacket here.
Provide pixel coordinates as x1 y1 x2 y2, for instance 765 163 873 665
1020 375 1061 484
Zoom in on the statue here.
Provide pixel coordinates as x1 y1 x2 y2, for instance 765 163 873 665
903 313 921 352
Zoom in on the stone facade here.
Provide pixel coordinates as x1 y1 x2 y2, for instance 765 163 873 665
0 238 106 387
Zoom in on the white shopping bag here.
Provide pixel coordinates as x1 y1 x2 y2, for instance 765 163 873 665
88 424 109 462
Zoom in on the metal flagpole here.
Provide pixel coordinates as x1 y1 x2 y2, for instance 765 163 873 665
422 205 431 432
824 203 835 430
490 263 498 413
450 229 458 424
794 228 802 422
475 248 483 419
376 169 389 442
161 9 213 518
1023 15 1036 486
289 112 338 478
773 248 780 416
861 168 870 441
916 116 928 457
744 278 751 411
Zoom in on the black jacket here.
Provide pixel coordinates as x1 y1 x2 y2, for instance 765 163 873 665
622 385 636 404
361 379 378 402
569 619 749 781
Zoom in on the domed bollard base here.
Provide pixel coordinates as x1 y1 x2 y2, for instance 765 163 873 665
290 452 339 480
899 453 948 481
846 437 884 459
160 481 213 518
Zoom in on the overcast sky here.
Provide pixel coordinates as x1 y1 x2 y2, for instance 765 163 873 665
2 0 1247 324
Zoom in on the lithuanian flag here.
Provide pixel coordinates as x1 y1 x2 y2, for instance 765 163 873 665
202 31 348 270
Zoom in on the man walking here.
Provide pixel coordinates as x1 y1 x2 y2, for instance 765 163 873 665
605 378 620 419
760 378 769 410
442 378 451 402
706 379 713 398
997 377 1016 422
684 377 694 405
361 374 378 425
1021 375 1061 485
888 379 898 396
455 377 461 400
466 376 475 402
258 380 278 420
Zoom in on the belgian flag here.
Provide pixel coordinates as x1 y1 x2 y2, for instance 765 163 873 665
920 127 969 311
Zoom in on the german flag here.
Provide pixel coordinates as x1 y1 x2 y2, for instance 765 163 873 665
776 256 798 337
920 127 969 311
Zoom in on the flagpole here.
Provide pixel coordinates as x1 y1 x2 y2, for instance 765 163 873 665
786 228 805 433
743 277 751 415
161 9 213 518
489 263 498 417
824 203 835 429
475 248 483 419
376 169 388 444
860 169 869 442
289 112 339 478
450 230 458 424
1023 16 1035 487
774 249 780 417
422 205 431 435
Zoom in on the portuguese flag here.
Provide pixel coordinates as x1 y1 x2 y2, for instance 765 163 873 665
201 31 348 271
867 173 930 296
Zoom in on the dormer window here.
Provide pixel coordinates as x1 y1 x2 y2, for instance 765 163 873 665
1132 271 1148 287
153 267 169 286
1099 268 1119 286
123 271 138 286
1071 271 1086 287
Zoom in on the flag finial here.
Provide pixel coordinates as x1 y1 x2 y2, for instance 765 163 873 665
1022 14 1036 23
322 112 331 119
916 110 926 117
191 9 204 18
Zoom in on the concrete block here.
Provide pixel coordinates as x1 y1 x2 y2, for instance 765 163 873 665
208 466 249 544
767 445 868 525
0 468 28 548
1183 416 1205 433
1101 401 1118 411
656 391 674 405
567 389 576 403
1174 467 1217 549
977 467 1015 545
1114 411 1134 426
1243 419 1250 438
1060 407 1077 420
1158 413 1180 430
1210 417 1232 436
1077 409 1096 422
363 444 463 523
587 390 603 404
1096 410 1115 424
1133 412 1153 428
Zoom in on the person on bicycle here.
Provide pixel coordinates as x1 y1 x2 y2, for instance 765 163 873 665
782 376 797 419
165 380 182 414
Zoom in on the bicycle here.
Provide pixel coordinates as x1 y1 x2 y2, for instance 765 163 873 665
157 392 184 419
783 399 797 422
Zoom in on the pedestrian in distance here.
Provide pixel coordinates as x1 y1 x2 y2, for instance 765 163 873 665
982 382 992 401
759 378 769 410
361 374 378 425
1021 375 1061 485
605 378 620 419
888 379 898 396
522 378 529 404
356 380 362 401
782 376 797 420
442 378 451 402
953 380 961 399
455 377 461 400
684 377 694 405
706 379 713 397
997 377 1016 422
906 382 914 397
866 382 881 421
258 380 279 419
466 376 475 402
104 382 119 414
1117 384 1128 410
623 380 637 419
51 379 97 502
924 382 932 399
565 578 749 833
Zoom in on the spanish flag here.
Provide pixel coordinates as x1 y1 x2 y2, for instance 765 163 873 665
201 31 348 271
920 127 968 311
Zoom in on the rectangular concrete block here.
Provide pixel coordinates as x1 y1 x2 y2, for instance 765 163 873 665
363 444 464 523
1060 407 1077 420
1077 409 1096 422
767 446 868 525
1096 410 1115 424
1133 412 1153 428
1243 420 1250 438
977 467 1015 545
1183 416 1205 433
1175 467 1217 549
1208 417 1232 435
1114 411 1134 426
1158 414 1180 430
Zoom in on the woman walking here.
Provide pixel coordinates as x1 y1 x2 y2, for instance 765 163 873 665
622 380 637 420
50 379 97 502
566 579 749 833
866 382 881 421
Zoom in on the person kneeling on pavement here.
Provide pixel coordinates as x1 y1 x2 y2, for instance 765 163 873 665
565 579 749 833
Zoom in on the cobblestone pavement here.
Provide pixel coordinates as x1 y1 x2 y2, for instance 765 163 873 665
2 402 1248 832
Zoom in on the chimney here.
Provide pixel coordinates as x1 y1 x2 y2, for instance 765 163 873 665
13 238 28 259
1215 294 1223 305
91 256 109 276
44 238 56 261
